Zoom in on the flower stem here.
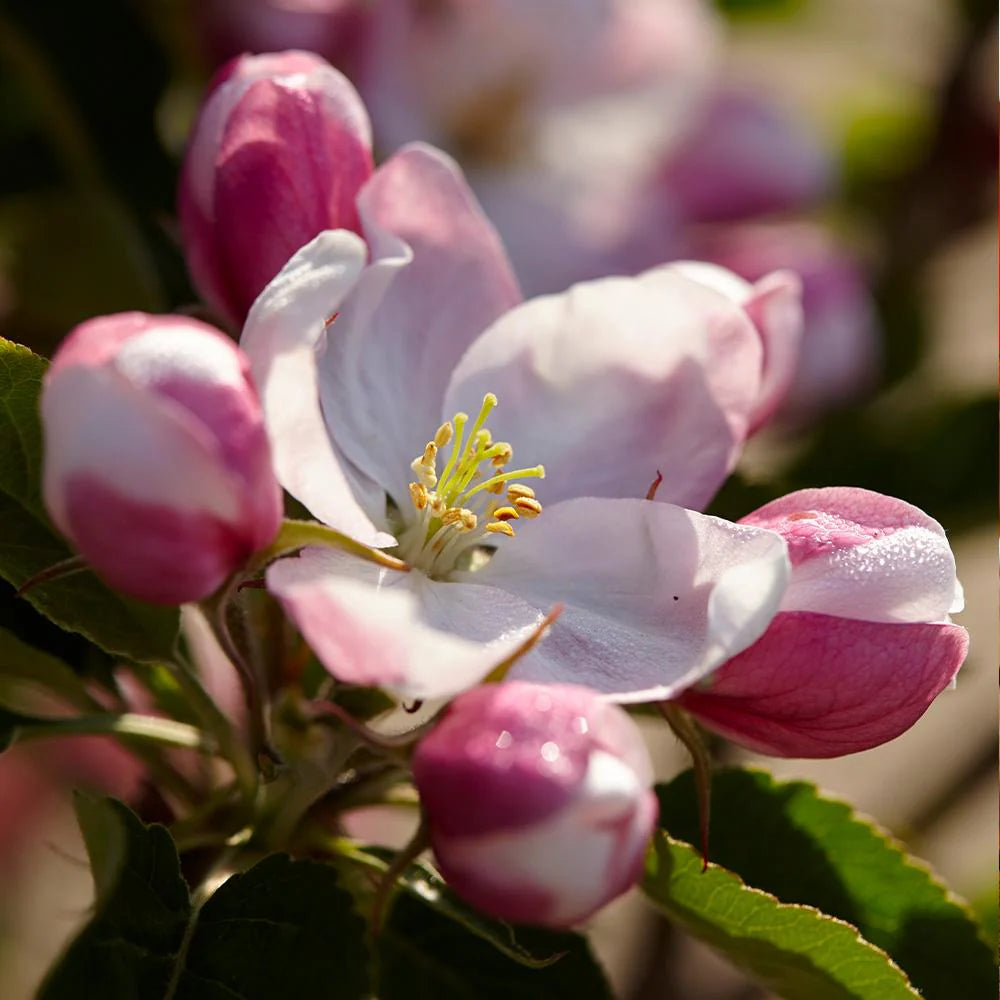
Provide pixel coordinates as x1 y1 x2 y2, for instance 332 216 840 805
658 702 712 870
252 519 410 574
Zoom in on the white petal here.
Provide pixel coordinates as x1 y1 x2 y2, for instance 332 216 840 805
316 144 522 511
266 547 544 701
240 231 392 545
460 497 789 701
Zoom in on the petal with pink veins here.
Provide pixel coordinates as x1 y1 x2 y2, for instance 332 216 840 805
678 612 969 757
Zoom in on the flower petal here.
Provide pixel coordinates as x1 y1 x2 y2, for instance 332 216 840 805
316 143 522 511
43 364 243 530
240 231 392 545
678 612 969 757
461 497 789 701
741 487 960 623
266 546 544 701
669 261 803 431
443 265 763 509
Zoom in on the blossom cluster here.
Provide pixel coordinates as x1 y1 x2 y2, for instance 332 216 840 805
37 49 966 927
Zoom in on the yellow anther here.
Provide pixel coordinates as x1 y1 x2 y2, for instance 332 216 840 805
460 510 478 531
491 442 513 467
487 472 506 494
434 422 453 448
429 495 446 516
486 521 516 538
507 484 535 501
409 482 428 510
492 506 520 521
421 441 438 467
440 507 466 525
513 497 543 518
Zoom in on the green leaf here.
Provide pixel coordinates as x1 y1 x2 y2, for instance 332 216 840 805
379 890 613 1000
643 831 919 1000
39 796 191 999
172 854 370 1000
0 338 179 662
657 768 998 1000
39 799 371 1000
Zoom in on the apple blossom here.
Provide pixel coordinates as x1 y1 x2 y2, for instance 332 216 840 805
178 50 374 326
412 681 658 927
242 143 792 704
42 312 281 604
677 488 968 757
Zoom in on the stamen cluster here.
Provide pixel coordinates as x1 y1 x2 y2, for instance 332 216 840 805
398 393 544 576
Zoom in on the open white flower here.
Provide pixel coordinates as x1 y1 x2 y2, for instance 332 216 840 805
241 144 793 703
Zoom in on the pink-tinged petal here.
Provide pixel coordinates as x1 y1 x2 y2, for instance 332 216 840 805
43 312 282 602
443 265 762 509
266 547 544 701
180 51 373 326
413 681 657 926
678 612 969 757
414 682 653 837
661 90 831 223
111 321 282 549
430 782 658 928
61 474 254 604
462 498 789 702
741 487 960 623
241 231 392 545
43 365 244 533
671 262 803 432
316 143 522 509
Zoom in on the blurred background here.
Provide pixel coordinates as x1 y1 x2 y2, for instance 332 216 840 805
0 0 995 996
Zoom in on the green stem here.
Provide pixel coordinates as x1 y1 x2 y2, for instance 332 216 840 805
251 519 410 574
202 578 281 779
16 712 209 750
658 702 713 870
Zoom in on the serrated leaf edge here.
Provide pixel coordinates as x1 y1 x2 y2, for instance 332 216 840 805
647 830 921 999
731 767 995 949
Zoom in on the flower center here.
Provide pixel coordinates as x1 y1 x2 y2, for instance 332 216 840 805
395 393 545 577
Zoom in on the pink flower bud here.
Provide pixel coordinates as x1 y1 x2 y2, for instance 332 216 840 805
412 682 657 927
42 312 282 604
661 90 831 223
678 488 968 757
179 50 374 327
